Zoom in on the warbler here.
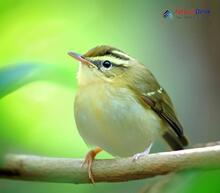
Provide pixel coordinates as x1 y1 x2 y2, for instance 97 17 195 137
68 45 188 182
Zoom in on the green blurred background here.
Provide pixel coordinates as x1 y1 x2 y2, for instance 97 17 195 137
0 0 220 192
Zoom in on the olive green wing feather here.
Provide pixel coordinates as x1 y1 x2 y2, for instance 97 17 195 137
129 68 188 150
141 88 188 149
141 88 183 137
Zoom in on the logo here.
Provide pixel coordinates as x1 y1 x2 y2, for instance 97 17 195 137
163 8 211 19
163 10 173 18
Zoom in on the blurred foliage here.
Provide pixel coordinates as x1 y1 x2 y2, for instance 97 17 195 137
0 63 74 99
0 0 219 193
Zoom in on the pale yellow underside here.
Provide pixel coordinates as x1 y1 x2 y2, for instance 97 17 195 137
74 76 164 157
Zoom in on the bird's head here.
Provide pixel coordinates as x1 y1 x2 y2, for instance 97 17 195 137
68 45 146 87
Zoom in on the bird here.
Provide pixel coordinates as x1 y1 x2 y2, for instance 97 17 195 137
68 45 188 183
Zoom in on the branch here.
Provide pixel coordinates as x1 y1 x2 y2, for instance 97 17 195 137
0 143 220 184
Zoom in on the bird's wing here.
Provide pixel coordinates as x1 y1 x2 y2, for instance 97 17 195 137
129 69 188 149
141 87 183 137
141 87 188 148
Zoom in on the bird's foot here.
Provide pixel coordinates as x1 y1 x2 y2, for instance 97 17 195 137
81 147 102 183
132 143 153 161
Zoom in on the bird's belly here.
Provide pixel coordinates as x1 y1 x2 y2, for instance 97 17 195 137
74 85 162 157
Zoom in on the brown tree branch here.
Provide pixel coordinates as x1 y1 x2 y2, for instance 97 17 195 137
0 143 220 184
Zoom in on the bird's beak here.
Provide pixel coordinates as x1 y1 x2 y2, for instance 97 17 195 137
68 51 92 66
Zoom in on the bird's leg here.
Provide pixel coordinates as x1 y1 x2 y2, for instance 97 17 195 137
82 147 102 183
132 143 153 161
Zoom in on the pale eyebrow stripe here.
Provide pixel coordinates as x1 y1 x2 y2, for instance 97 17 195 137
111 50 131 60
89 55 129 65
93 49 130 61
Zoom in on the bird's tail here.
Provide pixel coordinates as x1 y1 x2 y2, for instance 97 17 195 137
163 131 189 150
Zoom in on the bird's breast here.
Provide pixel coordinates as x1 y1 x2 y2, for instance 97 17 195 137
74 83 162 157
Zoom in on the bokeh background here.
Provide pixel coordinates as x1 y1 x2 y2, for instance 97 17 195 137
0 0 220 193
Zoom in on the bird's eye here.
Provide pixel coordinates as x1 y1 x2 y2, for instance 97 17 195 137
102 60 112 69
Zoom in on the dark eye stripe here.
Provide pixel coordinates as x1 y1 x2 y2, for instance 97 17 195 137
90 60 128 70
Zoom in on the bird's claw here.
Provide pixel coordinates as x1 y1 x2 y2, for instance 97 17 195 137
132 152 147 161
81 150 95 183
132 144 152 162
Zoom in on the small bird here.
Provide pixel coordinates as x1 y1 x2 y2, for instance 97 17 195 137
68 45 188 182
